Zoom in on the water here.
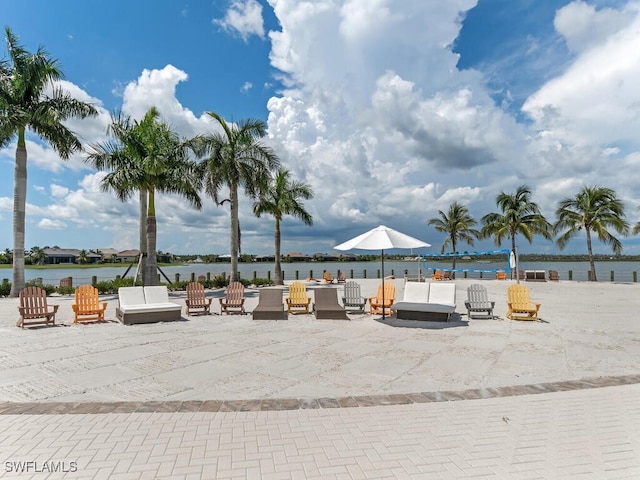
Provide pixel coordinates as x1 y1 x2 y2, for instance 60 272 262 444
4 259 640 285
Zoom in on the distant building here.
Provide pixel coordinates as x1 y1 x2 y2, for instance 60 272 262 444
284 252 312 262
43 248 101 264
116 249 141 263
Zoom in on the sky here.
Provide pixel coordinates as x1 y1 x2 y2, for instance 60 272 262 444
2 0 640 257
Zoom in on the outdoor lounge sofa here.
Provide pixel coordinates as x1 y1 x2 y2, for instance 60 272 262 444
391 281 456 321
116 286 182 325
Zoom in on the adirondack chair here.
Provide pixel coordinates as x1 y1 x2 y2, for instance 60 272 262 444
72 285 107 323
506 284 541 321
185 282 212 315
465 284 495 319
432 270 443 281
286 281 311 314
337 271 346 283
323 271 335 284
342 281 367 313
17 286 59 328
548 270 560 281
495 271 507 280
219 281 245 314
368 283 395 315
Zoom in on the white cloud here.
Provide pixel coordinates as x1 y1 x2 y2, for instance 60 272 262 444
121 65 215 138
265 0 529 244
554 1 634 53
241 81 253 93
214 0 265 42
38 218 67 230
50 185 70 198
523 5 640 148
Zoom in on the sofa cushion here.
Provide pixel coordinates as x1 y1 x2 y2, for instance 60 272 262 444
118 287 146 307
401 282 430 302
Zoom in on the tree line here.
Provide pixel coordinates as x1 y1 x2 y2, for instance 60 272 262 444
428 185 637 282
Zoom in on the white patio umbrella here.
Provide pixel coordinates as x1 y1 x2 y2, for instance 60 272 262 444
334 225 431 319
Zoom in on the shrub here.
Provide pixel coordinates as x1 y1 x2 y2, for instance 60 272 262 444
55 285 74 296
0 279 10 297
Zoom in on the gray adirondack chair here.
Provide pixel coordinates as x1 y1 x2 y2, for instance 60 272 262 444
342 281 367 314
465 284 495 319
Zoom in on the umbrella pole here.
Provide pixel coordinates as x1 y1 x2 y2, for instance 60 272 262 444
381 249 385 319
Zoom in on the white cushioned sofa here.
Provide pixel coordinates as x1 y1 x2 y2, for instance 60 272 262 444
116 286 182 325
390 281 456 321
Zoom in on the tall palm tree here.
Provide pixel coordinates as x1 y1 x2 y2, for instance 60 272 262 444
87 111 150 281
86 107 202 285
555 186 629 281
427 202 480 275
196 112 279 282
0 27 98 296
481 184 552 278
253 168 314 285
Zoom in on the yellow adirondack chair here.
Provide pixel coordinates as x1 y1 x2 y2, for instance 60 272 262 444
185 282 212 315
72 285 108 324
506 284 541 321
219 281 245 314
286 281 311 314
17 286 59 328
368 283 395 315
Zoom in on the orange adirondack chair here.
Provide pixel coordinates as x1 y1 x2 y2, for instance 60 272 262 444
368 283 395 315
432 270 443 281
506 284 541 321
17 286 58 328
72 285 107 323
185 282 212 315
323 271 335 283
219 281 246 314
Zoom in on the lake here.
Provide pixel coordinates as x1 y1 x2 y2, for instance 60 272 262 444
4 258 640 285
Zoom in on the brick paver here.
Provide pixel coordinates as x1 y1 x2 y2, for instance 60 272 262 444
0 383 638 479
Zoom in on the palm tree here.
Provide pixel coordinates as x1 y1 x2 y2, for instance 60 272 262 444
0 27 98 296
481 184 552 278
196 112 279 282
86 107 202 285
555 186 629 281
29 246 46 265
427 202 480 276
77 249 89 264
253 168 314 285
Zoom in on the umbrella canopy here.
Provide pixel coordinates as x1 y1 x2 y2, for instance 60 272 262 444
334 225 431 319
334 225 431 251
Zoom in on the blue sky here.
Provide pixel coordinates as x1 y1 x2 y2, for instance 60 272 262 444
2 0 640 257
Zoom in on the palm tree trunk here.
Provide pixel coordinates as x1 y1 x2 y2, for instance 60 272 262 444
10 131 27 297
230 185 239 282
451 238 457 279
145 189 158 286
586 227 597 281
139 190 148 284
511 234 517 280
274 217 282 285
